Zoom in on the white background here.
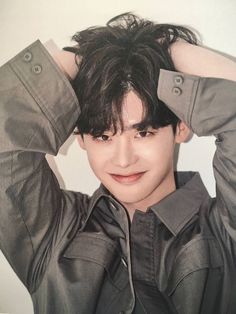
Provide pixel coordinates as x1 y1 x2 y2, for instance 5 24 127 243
0 0 236 313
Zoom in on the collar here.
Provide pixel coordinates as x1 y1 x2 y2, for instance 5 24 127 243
79 184 111 231
149 172 210 236
81 172 210 236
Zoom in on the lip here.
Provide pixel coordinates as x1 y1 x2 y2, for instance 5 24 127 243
110 172 145 184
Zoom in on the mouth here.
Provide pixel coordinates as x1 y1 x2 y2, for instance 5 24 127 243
110 172 146 184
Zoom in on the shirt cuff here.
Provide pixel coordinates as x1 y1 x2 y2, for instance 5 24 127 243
157 69 200 130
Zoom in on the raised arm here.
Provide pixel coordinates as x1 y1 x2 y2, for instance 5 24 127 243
0 41 82 290
44 39 79 80
170 41 236 81
158 42 236 240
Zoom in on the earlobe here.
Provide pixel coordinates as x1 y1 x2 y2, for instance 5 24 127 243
175 121 192 143
77 134 86 150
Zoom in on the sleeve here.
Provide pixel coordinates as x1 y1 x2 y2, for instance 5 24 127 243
0 40 82 289
157 69 236 240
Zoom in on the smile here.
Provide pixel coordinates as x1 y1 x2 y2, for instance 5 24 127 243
110 172 146 184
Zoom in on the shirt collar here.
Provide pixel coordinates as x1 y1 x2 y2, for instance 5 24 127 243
84 172 210 236
80 184 111 230
149 172 210 236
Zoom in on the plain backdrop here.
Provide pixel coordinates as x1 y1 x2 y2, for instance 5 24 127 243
0 0 236 313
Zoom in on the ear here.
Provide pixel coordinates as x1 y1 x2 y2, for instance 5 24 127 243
174 121 192 144
77 134 86 150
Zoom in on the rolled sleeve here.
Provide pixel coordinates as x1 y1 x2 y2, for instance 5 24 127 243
8 40 79 144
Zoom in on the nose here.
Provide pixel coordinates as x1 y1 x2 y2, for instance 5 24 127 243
111 136 138 168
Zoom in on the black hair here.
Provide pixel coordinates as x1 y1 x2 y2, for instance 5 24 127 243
67 13 198 136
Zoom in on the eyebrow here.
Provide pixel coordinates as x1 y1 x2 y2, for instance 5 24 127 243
122 122 151 131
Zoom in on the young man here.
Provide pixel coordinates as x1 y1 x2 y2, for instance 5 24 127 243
1 13 236 314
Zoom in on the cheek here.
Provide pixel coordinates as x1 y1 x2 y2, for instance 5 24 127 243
137 140 174 163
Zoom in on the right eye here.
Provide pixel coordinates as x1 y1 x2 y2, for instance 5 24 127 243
93 134 111 142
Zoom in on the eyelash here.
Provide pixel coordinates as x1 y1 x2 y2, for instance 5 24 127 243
136 130 155 138
93 134 111 142
92 130 155 142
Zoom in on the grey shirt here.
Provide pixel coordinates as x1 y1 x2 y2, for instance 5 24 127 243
1 41 236 314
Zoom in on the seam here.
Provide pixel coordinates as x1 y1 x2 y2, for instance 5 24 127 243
35 45 79 135
157 206 198 236
10 132 40 257
168 236 223 291
9 131 57 290
150 218 155 285
41 43 79 109
136 292 148 314
188 78 200 132
8 62 63 143
65 241 117 259
65 234 121 260
8 153 35 254
173 207 198 234
8 42 79 143
168 267 211 296
73 232 119 248
174 236 216 261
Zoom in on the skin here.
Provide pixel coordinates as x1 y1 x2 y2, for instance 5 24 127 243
78 90 190 220
54 41 236 82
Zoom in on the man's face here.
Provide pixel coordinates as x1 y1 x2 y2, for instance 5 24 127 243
78 90 189 211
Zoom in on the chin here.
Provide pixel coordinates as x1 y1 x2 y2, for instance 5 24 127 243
101 176 164 206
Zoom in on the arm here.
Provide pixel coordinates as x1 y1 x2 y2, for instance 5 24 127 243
0 40 81 290
170 41 236 81
44 39 79 80
158 43 236 239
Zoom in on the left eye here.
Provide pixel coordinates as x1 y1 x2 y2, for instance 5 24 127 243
94 134 111 142
136 130 153 138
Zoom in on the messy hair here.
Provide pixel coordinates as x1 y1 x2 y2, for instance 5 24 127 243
66 13 198 136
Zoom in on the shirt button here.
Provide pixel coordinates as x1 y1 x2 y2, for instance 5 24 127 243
110 202 117 210
23 52 32 62
121 257 128 268
172 87 182 96
174 75 184 85
32 64 42 74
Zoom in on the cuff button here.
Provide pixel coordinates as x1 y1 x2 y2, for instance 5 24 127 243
172 87 182 96
23 52 32 62
32 64 42 74
174 75 184 85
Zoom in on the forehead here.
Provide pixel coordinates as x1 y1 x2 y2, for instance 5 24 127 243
121 90 144 128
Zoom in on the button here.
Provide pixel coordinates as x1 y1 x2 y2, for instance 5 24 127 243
121 257 128 268
23 52 32 62
174 75 184 85
32 64 42 74
172 87 182 96
110 202 117 210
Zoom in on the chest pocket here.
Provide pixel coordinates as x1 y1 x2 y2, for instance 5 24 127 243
63 231 128 291
167 237 223 296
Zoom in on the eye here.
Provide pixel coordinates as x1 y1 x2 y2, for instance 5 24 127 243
93 134 111 142
136 130 154 138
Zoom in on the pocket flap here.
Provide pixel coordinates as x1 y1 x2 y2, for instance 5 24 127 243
167 237 223 295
